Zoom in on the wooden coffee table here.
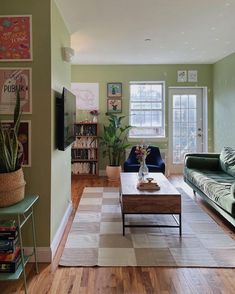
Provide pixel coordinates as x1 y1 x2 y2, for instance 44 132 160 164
120 172 182 236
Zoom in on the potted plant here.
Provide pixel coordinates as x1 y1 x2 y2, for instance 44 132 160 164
0 91 25 207
99 113 131 181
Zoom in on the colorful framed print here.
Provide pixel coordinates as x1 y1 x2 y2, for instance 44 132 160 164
1 120 31 167
0 68 32 114
0 15 33 61
107 83 122 98
107 98 122 113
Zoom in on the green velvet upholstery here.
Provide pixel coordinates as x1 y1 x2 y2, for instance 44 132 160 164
184 152 235 227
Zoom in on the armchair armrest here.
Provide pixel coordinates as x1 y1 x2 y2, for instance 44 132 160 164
184 153 220 170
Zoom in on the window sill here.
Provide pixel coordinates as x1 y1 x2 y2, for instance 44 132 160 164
128 136 168 142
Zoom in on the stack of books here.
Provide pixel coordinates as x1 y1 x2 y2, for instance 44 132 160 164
0 220 21 273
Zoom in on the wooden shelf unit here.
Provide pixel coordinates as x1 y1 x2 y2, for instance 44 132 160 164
71 122 98 176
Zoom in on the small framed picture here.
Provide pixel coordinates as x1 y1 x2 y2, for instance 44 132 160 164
188 70 198 82
107 82 122 98
107 98 122 113
177 70 187 82
1 120 31 167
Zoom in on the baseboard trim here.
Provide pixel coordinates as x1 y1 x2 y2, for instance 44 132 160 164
51 202 73 261
24 247 51 263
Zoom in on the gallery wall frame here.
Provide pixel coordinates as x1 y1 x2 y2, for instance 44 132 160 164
0 15 33 61
107 82 122 98
1 120 32 167
107 98 122 113
0 68 32 114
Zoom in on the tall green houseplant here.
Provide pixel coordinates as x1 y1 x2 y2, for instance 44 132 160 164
0 91 22 173
100 113 131 166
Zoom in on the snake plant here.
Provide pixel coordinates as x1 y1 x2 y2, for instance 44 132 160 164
0 91 22 173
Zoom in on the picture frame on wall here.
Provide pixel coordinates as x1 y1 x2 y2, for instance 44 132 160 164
0 68 32 114
107 98 122 113
0 15 33 61
177 70 187 82
107 82 122 98
188 70 198 82
1 120 31 167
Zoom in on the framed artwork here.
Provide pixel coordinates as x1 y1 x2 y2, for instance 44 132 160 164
1 120 31 167
177 70 187 82
107 83 122 98
188 70 198 82
71 82 99 110
107 98 122 113
0 15 33 61
0 68 32 114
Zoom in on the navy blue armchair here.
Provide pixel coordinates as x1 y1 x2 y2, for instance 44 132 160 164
123 146 165 174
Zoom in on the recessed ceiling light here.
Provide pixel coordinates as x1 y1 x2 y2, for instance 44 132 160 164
144 38 151 42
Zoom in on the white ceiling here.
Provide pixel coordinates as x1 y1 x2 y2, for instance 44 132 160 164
55 0 235 65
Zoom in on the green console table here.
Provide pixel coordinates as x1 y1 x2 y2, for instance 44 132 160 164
0 195 39 294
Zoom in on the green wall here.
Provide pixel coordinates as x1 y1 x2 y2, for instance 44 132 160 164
72 64 213 169
213 53 235 151
1 0 71 248
51 0 71 242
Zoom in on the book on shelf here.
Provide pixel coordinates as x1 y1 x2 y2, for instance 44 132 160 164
0 237 19 254
0 220 17 231
0 249 21 273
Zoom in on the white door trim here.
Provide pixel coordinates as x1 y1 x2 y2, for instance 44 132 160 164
168 87 208 174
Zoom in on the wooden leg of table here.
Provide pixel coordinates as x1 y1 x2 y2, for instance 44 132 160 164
17 214 28 294
122 213 125 236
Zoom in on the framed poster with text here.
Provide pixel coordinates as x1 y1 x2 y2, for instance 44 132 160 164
0 15 33 61
0 68 32 114
1 120 31 167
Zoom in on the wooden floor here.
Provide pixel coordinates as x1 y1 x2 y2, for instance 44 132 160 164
1 175 235 294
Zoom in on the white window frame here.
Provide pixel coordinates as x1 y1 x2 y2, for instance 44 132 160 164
129 81 166 139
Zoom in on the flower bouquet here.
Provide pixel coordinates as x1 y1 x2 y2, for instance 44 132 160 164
90 109 100 122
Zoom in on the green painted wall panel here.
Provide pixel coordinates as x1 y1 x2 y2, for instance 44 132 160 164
213 53 235 151
72 64 213 169
51 0 71 242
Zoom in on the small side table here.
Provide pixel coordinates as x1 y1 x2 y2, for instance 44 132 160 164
0 195 39 294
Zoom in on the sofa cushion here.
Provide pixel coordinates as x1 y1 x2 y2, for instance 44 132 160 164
220 147 235 177
185 168 235 215
185 156 219 170
231 182 235 198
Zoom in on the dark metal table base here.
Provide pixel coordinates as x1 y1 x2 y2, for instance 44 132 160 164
122 212 182 236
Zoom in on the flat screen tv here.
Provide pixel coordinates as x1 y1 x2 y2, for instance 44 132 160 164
56 87 76 151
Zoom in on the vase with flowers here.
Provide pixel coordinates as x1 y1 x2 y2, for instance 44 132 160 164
90 109 100 123
135 144 150 181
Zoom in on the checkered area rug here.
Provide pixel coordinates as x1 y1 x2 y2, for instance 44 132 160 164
59 187 235 267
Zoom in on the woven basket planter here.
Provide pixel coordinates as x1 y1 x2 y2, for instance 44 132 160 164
0 168 26 208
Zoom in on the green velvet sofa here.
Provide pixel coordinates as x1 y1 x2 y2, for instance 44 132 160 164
184 148 235 227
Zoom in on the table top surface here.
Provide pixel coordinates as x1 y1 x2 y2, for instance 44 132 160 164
0 195 39 215
120 173 180 197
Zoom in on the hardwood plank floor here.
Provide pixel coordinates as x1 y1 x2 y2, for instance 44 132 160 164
1 175 235 294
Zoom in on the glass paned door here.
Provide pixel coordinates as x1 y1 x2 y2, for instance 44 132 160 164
169 88 205 174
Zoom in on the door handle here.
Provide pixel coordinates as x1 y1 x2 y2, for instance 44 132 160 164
198 134 202 137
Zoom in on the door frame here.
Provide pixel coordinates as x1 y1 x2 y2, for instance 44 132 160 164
168 87 208 174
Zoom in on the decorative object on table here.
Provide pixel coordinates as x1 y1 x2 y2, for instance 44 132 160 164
137 177 160 190
177 70 187 82
0 91 26 207
124 146 165 174
107 98 122 113
0 220 20 273
89 109 100 123
135 144 150 181
99 113 131 181
0 68 32 114
107 82 122 98
0 15 33 61
188 70 198 82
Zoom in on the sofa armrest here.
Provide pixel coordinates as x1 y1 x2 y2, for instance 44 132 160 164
184 153 220 170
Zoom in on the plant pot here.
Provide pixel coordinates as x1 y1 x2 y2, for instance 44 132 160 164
106 165 122 181
0 168 26 207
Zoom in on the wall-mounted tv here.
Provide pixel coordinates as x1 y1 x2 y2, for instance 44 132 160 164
56 87 76 151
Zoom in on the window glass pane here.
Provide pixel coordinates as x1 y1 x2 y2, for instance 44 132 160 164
189 95 196 108
173 110 181 122
181 95 188 108
173 95 180 108
188 109 196 122
180 109 188 122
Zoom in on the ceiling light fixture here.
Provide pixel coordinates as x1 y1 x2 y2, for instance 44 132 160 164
144 38 151 42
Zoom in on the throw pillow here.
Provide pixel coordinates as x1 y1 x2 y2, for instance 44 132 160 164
220 147 235 177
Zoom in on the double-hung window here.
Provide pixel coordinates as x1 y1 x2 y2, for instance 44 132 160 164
129 81 165 138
